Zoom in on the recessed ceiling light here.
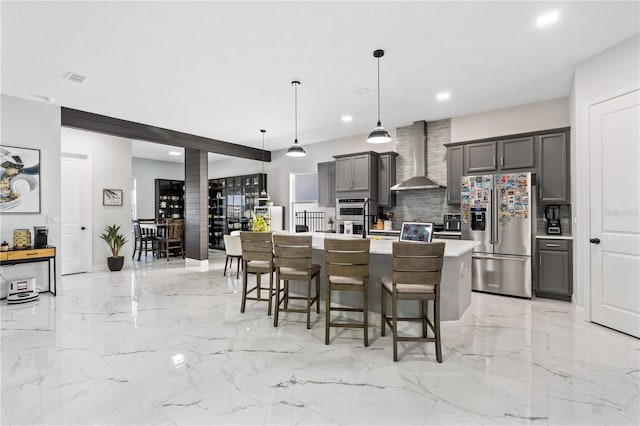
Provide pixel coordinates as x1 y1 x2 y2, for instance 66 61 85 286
168 151 181 156
356 88 370 95
43 96 55 103
536 11 559 27
436 92 451 101
341 115 353 122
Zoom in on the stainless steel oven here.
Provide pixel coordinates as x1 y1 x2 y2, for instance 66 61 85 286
336 198 367 221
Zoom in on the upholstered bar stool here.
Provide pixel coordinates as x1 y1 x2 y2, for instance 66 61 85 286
272 234 321 329
323 238 371 346
239 232 276 315
381 241 445 362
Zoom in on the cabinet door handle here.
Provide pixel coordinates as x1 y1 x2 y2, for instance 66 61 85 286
501 156 504 167
493 157 496 168
539 187 542 200
545 243 561 247
539 257 542 267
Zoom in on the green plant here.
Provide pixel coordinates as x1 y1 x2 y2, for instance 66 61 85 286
327 216 334 225
99 224 128 257
251 212 270 232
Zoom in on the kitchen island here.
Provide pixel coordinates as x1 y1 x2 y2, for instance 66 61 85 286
303 232 478 321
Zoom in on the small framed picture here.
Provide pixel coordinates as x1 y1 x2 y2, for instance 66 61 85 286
103 188 123 206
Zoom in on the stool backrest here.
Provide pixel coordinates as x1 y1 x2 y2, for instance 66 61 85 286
223 234 242 257
324 238 370 278
392 242 445 286
240 231 273 262
273 234 313 270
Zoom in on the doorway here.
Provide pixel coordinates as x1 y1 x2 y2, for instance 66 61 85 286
588 89 639 338
61 153 91 275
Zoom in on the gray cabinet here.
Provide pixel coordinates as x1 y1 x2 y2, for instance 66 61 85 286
536 239 572 301
378 152 398 207
464 141 496 173
537 132 569 203
498 136 535 170
334 152 378 200
447 145 464 204
317 161 336 207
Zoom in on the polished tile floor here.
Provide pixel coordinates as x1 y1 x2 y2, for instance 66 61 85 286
1 251 638 425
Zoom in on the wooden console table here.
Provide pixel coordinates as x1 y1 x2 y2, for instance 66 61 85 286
0 246 56 296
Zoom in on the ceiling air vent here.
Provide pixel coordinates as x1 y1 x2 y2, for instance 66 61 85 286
64 72 88 84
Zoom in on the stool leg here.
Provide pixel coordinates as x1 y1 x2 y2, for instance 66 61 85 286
435 290 442 363
422 300 428 338
363 278 369 347
392 289 399 362
325 278 331 345
306 279 312 329
267 269 273 316
240 262 248 313
224 256 229 276
381 285 387 337
273 272 281 327
315 274 320 314
236 258 240 279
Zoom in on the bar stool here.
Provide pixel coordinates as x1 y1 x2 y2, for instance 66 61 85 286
272 234 321 329
381 241 445 362
239 232 276 315
323 238 371 346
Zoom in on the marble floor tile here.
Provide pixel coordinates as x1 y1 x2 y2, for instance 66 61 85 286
1 250 638 425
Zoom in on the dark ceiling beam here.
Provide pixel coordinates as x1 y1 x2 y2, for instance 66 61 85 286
61 107 271 162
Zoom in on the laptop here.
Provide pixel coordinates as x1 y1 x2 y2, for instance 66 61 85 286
399 222 434 243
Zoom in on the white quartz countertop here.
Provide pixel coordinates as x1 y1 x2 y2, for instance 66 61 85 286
309 232 479 257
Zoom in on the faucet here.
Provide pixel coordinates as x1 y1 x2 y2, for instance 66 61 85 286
362 198 379 239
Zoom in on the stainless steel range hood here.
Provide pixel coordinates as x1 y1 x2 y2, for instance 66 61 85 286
391 120 445 191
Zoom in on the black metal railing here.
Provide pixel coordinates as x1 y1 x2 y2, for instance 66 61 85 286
294 210 325 232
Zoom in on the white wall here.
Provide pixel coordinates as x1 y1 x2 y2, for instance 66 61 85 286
132 157 184 218
451 97 569 142
1 94 61 297
571 34 640 308
61 127 133 269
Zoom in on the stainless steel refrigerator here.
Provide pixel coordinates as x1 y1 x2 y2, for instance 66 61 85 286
461 172 535 298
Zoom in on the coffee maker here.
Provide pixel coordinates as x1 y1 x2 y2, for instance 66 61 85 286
545 205 561 234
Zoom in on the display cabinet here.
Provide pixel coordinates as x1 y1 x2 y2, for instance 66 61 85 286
155 179 184 219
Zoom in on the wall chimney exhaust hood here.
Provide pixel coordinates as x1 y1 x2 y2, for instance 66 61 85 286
390 120 445 191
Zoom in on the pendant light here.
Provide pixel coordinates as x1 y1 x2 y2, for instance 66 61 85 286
367 49 392 144
257 129 270 201
286 80 306 157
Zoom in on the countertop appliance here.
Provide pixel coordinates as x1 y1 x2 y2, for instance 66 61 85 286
34 226 48 248
444 214 461 231
461 172 535 298
545 205 561 234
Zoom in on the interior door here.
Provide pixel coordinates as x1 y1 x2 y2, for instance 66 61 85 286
589 89 640 338
61 154 91 275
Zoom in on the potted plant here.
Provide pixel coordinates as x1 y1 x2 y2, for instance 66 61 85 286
251 212 270 232
327 216 334 231
99 224 128 271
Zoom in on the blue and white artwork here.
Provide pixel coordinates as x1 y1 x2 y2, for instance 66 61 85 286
0 146 41 213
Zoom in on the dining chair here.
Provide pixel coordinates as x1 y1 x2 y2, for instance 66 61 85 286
323 238 371 346
223 234 242 278
156 220 184 261
132 220 156 260
272 234 321 329
239 231 276 315
381 241 445 362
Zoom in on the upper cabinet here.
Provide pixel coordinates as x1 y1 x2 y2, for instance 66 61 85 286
446 145 464 204
317 161 336 207
447 127 570 204
537 132 569 203
464 141 497 173
498 136 535 170
378 152 398 207
334 152 379 200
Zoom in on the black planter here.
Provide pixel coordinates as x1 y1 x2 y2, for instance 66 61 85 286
107 256 124 271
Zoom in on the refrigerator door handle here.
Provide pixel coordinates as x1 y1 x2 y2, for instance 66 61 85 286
492 188 498 244
474 254 528 262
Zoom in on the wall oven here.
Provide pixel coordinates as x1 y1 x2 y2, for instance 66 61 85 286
336 198 366 221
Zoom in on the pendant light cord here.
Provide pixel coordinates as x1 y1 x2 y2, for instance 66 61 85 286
294 83 298 142
261 130 265 174
377 56 381 124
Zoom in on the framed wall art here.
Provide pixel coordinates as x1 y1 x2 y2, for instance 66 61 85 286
0 145 41 213
103 188 123 206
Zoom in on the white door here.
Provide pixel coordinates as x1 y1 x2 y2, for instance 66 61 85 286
589 89 640 338
61 154 91 275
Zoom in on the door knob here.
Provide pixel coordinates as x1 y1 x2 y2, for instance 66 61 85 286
81 227 86 230
590 237 600 244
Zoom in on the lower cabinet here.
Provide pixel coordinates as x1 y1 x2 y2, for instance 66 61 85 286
536 239 572 301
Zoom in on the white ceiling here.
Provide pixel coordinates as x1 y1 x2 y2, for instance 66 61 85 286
2 1 639 162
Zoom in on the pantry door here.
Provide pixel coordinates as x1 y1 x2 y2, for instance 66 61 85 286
61 154 91 275
589 89 640 338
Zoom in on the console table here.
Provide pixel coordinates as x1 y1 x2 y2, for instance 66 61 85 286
0 246 56 296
